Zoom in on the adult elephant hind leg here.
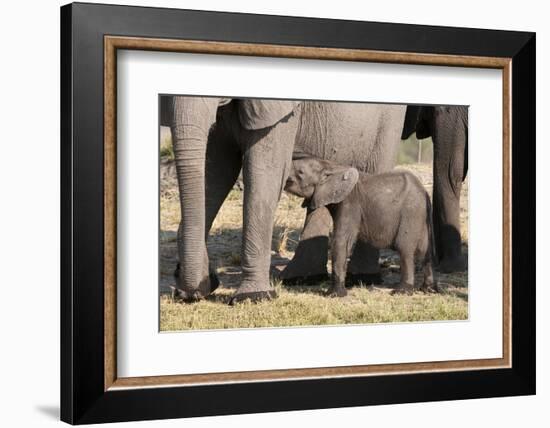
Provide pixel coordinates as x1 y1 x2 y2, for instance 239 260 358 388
433 180 467 273
280 207 331 286
346 241 382 286
202 117 243 290
230 114 299 304
432 106 468 273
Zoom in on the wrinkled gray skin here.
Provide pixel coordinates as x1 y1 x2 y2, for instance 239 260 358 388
283 105 469 284
285 156 438 297
161 96 406 303
401 105 468 273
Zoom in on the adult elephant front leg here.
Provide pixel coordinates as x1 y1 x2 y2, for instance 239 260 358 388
173 106 242 291
231 114 299 304
170 96 220 301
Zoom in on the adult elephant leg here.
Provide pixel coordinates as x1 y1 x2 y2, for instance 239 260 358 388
432 106 467 272
347 241 382 285
231 114 299 304
280 207 331 285
170 96 219 301
173 108 242 290
204 115 242 235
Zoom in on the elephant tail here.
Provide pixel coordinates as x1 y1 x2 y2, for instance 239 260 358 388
426 193 438 265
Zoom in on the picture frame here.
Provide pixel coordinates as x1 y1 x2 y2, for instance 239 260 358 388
60 2 535 424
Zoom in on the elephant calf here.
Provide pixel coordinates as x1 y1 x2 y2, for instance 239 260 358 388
284 154 438 297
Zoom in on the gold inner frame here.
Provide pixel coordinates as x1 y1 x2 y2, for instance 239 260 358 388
104 36 512 391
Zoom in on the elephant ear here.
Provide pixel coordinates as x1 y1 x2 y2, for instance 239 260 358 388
401 106 433 140
310 166 359 210
238 99 300 130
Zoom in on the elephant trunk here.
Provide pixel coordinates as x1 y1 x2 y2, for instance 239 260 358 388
170 96 219 299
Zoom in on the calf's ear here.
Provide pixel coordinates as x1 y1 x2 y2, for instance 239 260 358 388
310 167 359 210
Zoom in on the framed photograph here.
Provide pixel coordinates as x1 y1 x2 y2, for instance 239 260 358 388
61 2 535 424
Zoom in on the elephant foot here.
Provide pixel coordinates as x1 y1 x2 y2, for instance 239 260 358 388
229 290 277 305
209 271 220 292
438 255 467 273
345 272 383 287
281 273 330 286
421 282 440 294
174 263 220 293
170 286 203 303
390 283 414 296
325 286 347 298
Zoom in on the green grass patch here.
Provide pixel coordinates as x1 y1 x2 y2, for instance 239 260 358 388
160 126 174 159
160 144 174 159
398 136 433 165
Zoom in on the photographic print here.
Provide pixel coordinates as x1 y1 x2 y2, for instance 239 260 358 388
159 97 469 331
62 5 534 422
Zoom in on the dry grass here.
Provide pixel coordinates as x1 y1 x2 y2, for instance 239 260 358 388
159 162 469 331
160 280 467 331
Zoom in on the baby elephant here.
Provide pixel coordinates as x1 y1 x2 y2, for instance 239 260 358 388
285 154 438 297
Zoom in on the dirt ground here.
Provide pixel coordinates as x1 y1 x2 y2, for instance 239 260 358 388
159 162 469 330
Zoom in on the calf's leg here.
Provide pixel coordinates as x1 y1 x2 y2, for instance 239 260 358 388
281 210 382 286
329 239 350 297
391 249 415 295
329 221 359 297
421 258 438 293
419 231 439 293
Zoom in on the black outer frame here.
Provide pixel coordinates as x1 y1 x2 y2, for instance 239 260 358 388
60 2 535 424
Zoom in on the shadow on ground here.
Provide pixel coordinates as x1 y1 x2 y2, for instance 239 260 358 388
35 405 59 420
160 225 469 303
